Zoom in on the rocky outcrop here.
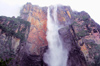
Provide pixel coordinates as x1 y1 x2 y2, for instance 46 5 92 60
20 3 48 66
70 11 100 66
57 6 87 66
20 3 47 55
0 16 30 66
56 5 100 66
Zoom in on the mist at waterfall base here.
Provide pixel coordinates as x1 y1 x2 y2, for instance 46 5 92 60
43 6 68 66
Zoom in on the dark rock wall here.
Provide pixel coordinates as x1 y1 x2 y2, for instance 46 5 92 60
0 16 30 66
59 25 87 66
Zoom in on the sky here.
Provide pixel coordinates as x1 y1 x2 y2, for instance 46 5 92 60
0 0 100 24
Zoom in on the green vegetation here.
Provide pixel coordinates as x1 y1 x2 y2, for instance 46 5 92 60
72 21 77 25
86 41 100 66
73 11 100 66
0 16 31 66
0 58 13 66
0 16 30 42
72 21 82 28
76 30 89 37
93 54 100 66
88 49 100 66
82 15 89 21
15 31 25 42
86 42 97 47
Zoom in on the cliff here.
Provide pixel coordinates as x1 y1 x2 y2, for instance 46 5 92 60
20 3 48 66
71 11 100 66
0 2 100 66
0 16 30 66
19 3 100 66
20 3 47 55
20 3 100 66
57 6 87 66
57 6 100 66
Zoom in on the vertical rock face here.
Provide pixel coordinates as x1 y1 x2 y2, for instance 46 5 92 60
0 16 30 66
59 26 87 66
71 11 100 66
19 3 100 66
20 3 47 55
20 3 48 66
57 6 87 66
56 5 100 66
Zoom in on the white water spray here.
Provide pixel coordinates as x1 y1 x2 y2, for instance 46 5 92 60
43 6 68 66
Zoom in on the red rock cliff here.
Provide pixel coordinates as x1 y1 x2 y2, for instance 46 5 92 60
20 3 100 66
20 3 47 55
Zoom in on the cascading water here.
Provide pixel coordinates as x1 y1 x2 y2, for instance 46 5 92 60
43 6 68 66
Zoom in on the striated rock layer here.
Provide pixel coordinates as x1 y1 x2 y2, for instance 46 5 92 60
20 3 48 66
20 3 48 55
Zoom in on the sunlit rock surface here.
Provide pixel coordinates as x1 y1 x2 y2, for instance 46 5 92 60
20 3 48 55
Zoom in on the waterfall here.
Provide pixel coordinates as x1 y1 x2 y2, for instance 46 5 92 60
43 6 68 66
